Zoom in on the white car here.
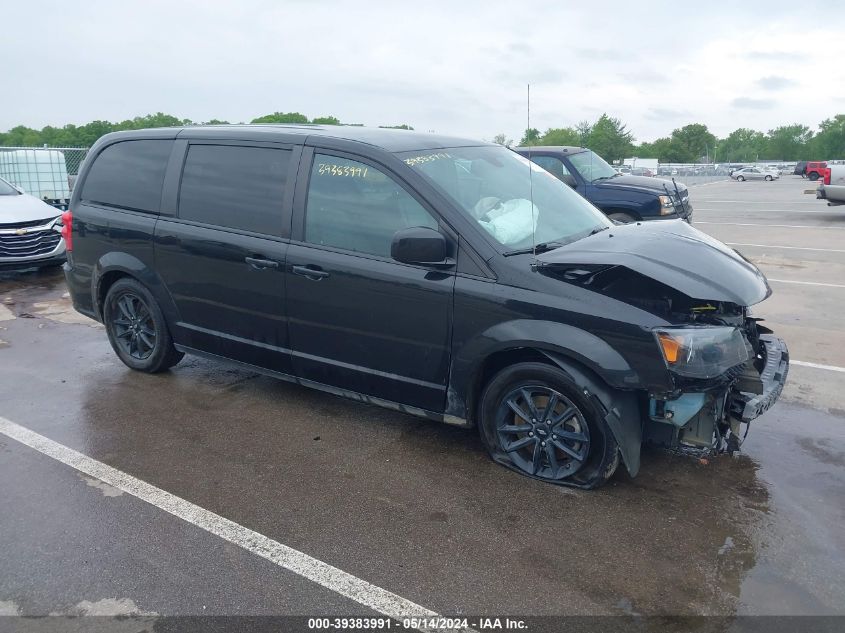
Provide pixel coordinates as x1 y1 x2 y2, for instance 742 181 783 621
731 167 779 182
0 176 66 270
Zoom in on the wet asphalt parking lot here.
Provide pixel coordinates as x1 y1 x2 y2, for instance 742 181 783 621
0 175 844 628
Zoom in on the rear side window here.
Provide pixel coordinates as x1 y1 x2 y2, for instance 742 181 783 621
81 140 172 212
179 145 290 235
531 156 571 181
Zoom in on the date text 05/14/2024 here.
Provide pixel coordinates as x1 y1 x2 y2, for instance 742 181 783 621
307 617 528 631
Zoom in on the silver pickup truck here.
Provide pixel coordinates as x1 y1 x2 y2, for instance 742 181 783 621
817 165 845 206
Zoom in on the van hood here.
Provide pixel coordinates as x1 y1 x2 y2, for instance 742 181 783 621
0 193 60 225
536 220 771 306
596 175 686 196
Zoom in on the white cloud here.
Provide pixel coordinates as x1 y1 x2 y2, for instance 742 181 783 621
1 0 843 142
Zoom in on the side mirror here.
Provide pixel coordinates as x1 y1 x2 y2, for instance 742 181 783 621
561 174 577 188
391 226 451 266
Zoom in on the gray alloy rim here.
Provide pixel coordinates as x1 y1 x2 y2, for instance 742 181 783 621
495 385 590 479
110 292 157 360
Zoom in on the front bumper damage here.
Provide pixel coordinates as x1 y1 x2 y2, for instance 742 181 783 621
645 334 789 453
728 335 789 423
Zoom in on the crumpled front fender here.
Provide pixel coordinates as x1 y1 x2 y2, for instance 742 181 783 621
540 351 643 477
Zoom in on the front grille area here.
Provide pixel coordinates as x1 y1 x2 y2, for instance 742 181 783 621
0 217 57 230
0 228 61 259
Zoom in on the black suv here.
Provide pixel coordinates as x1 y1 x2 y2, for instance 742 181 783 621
515 146 692 224
63 126 788 488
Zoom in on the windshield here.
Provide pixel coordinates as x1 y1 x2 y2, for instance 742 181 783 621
0 177 18 196
567 150 618 182
398 146 611 249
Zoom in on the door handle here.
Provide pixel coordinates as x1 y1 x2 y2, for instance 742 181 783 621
245 256 280 270
291 264 330 280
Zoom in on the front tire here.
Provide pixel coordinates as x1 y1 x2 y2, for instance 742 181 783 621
737 175 745 181
104 278 184 373
478 362 620 488
765 175 773 181
809 172 819 181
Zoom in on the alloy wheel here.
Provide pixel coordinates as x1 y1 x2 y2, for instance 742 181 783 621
110 292 157 360
495 385 590 479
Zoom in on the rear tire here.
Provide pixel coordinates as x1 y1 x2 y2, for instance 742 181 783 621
103 278 184 373
478 362 620 488
809 172 819 181
765 175 773 181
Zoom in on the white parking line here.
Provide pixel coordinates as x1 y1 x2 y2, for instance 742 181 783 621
0 416 453 630
693 199 820 205
696 208 833 214
725 242 845 253
768 278 845 289
697 222 845 230
792 360 845 373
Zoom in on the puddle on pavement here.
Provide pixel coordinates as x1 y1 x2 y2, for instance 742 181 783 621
72 358 784 616
0 267 99 328
30 298 100 327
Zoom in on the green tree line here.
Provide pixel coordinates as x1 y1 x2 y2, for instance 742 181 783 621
0 112 413 148
3 109 843 164
506 113 845 163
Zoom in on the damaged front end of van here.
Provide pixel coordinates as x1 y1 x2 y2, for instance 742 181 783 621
647 311 788 454
536 220 789 461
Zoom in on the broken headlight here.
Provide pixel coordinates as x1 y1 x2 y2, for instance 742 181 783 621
654 326 750 379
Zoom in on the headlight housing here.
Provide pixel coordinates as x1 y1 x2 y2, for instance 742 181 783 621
654 326 750 379
658 194 676 215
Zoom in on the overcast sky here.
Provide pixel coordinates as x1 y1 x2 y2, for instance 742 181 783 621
4 0 844 142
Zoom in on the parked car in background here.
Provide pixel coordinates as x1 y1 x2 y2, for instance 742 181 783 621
817 165 845 207
805 161 827 181
0 176 66 269
62 125 786 488
515 146 692 223
631 167 654 177
794 161 807 177
731 167 779 181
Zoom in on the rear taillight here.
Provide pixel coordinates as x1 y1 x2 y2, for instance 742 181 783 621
61 210 73 251
824 169 831 185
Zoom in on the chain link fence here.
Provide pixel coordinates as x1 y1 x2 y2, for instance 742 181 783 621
619 161 731 187
650 162 798 187
0 146 90 209
654 164 728 187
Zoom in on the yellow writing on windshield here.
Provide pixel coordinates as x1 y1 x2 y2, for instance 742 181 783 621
403 153 452 167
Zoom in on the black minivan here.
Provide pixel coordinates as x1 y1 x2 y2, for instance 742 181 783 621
63 125 788 488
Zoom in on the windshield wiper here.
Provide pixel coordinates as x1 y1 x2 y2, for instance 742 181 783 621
589 226 610 236
592 174 620 182
503 241 566 257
